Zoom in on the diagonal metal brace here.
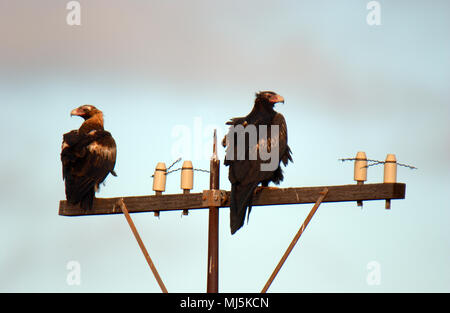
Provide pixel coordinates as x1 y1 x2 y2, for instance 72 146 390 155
261 188 329 293
115 198 168 293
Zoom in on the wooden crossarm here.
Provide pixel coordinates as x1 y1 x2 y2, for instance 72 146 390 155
59 183 405 217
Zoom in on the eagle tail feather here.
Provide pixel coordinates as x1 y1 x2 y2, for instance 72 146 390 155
65 176 96 210
230 182 259 234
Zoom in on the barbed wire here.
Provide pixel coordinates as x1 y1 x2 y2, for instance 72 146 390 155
151 158 210 177
339 157 418 170
166 167 211 175
167 157 182 171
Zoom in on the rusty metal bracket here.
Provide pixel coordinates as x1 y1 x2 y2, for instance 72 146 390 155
202 189 227 207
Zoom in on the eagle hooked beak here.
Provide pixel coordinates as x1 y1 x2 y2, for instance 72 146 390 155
270 94 285 105
70 107 84 117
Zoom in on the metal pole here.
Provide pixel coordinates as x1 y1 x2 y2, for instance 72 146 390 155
207 130 220 293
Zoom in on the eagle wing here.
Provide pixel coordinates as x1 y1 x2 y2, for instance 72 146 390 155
61 129 116 209
269 112 292 166
225 113 290 183
224 112 292 234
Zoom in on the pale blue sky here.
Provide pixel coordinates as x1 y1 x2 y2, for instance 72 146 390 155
1 0 449 292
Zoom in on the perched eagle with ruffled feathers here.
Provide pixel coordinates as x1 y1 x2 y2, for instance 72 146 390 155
223 91 293 234
61 105 117 210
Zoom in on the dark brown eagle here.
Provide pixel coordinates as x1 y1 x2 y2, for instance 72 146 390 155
223 91 293 234
61 105 117 210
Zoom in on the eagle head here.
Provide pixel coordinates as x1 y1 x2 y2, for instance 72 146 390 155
255 91 285 109
70 105 102 120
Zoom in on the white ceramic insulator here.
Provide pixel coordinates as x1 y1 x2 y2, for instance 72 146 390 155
384 154 397 183
181 160 194 190
153 162 167 192
354 151 368 182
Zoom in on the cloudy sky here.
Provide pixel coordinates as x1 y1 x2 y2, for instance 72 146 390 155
1 0 449 292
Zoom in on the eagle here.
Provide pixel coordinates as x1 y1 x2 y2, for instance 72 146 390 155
61 105 117 210
223 91 293 234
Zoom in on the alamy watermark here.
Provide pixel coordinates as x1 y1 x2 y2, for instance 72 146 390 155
66 1 81 26
366 261 381 286
66 260 81 286
366 1 381 26
224 124 280 172
65 1 381 27
171 117 280 172
171 117 280 171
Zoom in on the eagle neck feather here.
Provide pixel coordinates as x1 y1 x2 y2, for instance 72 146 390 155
248 103 276 124
79 113 104 134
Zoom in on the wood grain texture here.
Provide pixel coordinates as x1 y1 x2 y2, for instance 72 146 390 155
59 183 406 216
